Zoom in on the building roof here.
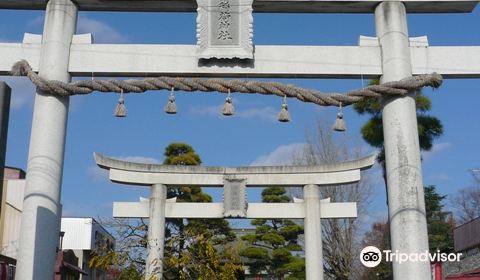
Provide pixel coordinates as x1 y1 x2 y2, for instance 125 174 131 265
454 216 480 252
446 268 480 279
3 167 26 180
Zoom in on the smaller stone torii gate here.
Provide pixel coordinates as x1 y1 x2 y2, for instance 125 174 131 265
94 153 375 280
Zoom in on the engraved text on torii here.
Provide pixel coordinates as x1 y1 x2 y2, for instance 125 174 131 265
196 0 253 59
217 0 233 41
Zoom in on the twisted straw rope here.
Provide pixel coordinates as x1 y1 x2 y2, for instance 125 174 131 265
11 60 443 107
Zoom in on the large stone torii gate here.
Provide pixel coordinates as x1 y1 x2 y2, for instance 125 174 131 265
0 0 479 279
95 153 376 279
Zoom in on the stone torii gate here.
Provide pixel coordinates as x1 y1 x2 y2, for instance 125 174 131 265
94 152 375 280
0 1 479 280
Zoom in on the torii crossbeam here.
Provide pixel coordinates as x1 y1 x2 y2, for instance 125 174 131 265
94 152 375 280
1 34 480 78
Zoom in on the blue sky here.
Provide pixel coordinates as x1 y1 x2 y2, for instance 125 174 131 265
1 7 479 227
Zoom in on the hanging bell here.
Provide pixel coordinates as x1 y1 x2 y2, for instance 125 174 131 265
222 90 234 116
164 88 177 114
114 90 127 117
333 103 346 132
278 95 291 122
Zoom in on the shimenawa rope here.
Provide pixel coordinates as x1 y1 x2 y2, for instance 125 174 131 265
10 60 443 108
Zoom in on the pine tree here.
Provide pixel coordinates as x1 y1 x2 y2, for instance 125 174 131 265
162 143 235 245
240 186 305 279
162 143 239 279
424 185 454 253
353 81 443 186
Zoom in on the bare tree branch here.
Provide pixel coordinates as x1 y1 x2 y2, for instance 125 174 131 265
450 170 480 224
293 120 374 280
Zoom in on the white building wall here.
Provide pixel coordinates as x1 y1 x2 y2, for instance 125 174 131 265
61 218 93 250
60 218 113 280
1 176 113 280
1 180 25 259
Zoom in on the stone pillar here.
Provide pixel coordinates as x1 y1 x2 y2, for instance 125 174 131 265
375 2 431 279
15 1 77 279
145 184 167 280
304 184 324 280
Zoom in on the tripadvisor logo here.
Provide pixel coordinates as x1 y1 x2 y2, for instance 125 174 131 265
360 246 462 268
360 246 382 268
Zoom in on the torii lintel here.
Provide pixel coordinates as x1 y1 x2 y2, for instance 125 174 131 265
94 152 375 187
0 0 477 13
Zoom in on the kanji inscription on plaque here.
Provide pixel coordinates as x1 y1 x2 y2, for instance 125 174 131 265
196 0 254 59
223 178 248 218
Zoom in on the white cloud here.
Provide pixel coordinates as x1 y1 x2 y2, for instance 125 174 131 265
428 173 454 182
77 15 129 43
0 76 36 110
236 106 277 122
190 105 278 122
368 163 386 188
0 37 16 43
25 16 43 31
422 142 452 161
87 156 160 181
1 21 36 42
86 165 109 182
190 104 223 117
251 143 307 166
357 210 388 232
115 156 160 164
25 15 128 43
